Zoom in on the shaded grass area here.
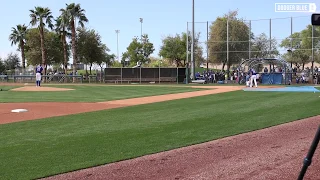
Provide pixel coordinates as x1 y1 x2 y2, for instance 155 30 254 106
0 85 203 103
0 86 19 91
0 91 320 179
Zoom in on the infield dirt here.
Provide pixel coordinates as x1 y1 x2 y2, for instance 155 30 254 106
0 85 242 125
10 86 74 91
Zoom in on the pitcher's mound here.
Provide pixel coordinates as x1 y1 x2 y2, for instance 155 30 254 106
11 86 74 92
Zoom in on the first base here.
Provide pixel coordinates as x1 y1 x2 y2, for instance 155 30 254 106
11 109 28 113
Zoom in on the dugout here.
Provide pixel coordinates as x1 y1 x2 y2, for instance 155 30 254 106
239 58 293 85
104 67 187 83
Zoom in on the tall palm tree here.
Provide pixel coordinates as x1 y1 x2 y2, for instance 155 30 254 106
55 11 71 75
66 3 88 82
9 24 28 69
29 6 54 76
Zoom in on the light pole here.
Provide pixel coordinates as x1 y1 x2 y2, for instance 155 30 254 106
139 18 143 42
206 21 209 72
115 30 120 61
191 0 195 80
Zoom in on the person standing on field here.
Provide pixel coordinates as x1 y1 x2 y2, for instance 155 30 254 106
250 68 258 88
246 73 250 87
35 64 43 87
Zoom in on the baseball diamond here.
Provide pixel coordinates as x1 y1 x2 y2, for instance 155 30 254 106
2 1 320 179
0 83 319 180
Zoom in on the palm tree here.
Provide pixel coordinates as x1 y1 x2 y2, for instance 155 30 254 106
65 3 88 82
55 11 71 75
9 24 28 69
29 6 54 76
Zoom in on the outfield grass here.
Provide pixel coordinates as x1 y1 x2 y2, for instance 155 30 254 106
0 85 203 103
1 90 320 179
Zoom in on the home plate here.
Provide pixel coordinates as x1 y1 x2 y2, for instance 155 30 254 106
11 109 28 113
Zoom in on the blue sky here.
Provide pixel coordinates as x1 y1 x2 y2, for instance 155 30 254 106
0 0 319 62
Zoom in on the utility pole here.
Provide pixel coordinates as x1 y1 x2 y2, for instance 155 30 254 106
115 30 120 61
206 21 209 72
186 22 189 84
191 0 195 80
139 18 143 42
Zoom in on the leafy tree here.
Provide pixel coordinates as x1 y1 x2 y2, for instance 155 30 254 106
29 6 54 75
95 46 115 70
280 25 320 69
183 32 204 67
0 58 5 74
8 24 28 69
159 34 185 67
96 51 115 81
315 51 320 64
111 61 123 67
104 53 116 67
159 32 203 67
55 10 71 75
65 3 88 81
122 34 155 66
76 28 107 75
251 33 279 58
208 10 251 71
301 25 320 70
4 53 20 70
24 28 65 67
279 32 301 67
145 57 172 68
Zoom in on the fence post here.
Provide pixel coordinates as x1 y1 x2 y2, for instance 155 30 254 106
284 66 287 85
140 67 141 84
121 67 123 84
159 66 161 84
103 69 105 83
176 67 178 84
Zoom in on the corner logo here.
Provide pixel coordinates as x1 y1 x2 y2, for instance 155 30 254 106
275 3 317 12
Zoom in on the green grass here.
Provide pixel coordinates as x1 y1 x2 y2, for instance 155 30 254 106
0 86 19 91
0 85 203 103
1 90 320 179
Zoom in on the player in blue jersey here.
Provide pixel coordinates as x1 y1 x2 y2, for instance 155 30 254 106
35 64 43 87
249 68 258 88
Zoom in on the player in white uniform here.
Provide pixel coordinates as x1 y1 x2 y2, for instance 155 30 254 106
250 68 258 88
35 64 43 87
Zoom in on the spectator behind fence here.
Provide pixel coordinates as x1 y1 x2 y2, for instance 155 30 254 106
246 73 250 87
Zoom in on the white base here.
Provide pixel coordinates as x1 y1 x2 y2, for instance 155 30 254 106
11 109 28 113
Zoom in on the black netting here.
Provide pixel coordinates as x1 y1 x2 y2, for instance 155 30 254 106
105 68 121 80
104 68 186 83
122 68 140 80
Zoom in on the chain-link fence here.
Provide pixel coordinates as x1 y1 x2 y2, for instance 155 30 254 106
0 74 83 83
186 15 320 84
188 15 320 72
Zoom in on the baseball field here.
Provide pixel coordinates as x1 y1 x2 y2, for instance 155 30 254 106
0 83 319 180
